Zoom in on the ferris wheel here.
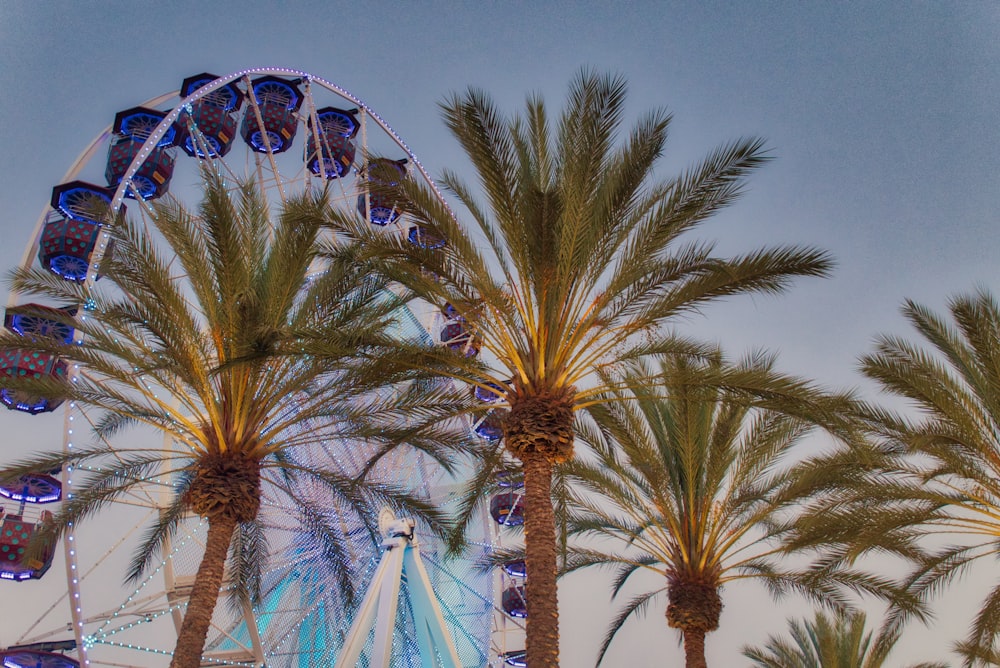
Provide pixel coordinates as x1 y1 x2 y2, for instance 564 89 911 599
0 68 531 668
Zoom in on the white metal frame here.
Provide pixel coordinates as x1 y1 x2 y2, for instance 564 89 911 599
335 511 462 668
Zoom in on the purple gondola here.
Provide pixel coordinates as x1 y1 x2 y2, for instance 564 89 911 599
0 650 79 668
490 491 524 526
474 382 505 403
0 473 62 504
407 225 446 250
307 107 359 179
502 559 527 578
496 470 524 489
105 107 176 200
4 304 76 345
241 76 303 154
473 410 503 441
0 510 57 581
50 182 116 226
502 585 528 618
440 322 479 357
357 158 406 224
177 73 243 158
441 303 465 321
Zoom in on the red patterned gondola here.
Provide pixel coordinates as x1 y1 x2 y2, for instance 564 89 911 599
105 107 176 200
1 305 70 414
357 158 406 224
36 212 105 282
490 491 524 526
0 510 57 581
440 321 479 357
241 76 303 154
501 585 528 618
0 350 67 415
307 107 359 179
177 73 243 159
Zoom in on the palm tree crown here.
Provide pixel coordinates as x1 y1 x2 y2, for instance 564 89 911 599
786 288 1000 667
0 169 464 668
558 354 876 668
331 69 834 667
742 609 947 668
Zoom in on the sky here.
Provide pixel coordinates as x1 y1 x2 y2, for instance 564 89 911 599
0 1 997 666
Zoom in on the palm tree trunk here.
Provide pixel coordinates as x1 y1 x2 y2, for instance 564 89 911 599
522 451 559 668
682 627 708 668
169 514 238 668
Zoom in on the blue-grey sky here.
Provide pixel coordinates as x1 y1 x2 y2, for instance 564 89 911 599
0 2 997 666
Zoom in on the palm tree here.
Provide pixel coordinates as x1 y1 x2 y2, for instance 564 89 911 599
742 609 947 668
329 70 835 666
0 169 466 668
784 287 1000 667
554 354 893 668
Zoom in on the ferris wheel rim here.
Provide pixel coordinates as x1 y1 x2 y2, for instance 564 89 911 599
107 67 447 222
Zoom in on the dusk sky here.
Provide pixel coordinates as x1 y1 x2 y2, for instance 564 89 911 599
0 2 997 666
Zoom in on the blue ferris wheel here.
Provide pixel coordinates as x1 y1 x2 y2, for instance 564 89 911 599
0 68 531 668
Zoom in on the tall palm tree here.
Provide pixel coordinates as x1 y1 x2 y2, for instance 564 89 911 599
330 70 834 666
785 288 1000 668
0 169 466 668
742 609 947 668
554 354 893 668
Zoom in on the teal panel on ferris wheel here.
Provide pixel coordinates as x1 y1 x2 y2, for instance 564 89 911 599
295 600 331 666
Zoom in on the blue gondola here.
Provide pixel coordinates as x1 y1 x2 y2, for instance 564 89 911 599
4 305 76 345
0 473 62 504
501 650 527 667
49 182 116 226
474 382 505 403
0 650 79 667
502 559 527 578
496 470 524 489
407 225 446 250
441 302 465 321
